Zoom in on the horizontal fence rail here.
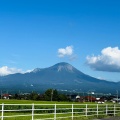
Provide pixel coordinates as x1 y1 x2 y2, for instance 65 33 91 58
0 103 120 120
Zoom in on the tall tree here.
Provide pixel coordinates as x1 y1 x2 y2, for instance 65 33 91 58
44 89 59 101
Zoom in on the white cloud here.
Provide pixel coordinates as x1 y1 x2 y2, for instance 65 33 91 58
58 46 73 58
86 47 120 72
0 66 33 76
25 69 33 73
0 66 23 76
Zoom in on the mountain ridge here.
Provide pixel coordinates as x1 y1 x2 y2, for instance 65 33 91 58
0 62 119 94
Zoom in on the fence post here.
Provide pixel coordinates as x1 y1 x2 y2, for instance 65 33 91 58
85 104 87 117
72 104 74 120
114 104 116 116
54 104 56 120
97 104 98 117
1 103 4 120
106 104 108 115
32 103 34 120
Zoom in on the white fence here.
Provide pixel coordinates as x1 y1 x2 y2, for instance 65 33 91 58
0 103 120 120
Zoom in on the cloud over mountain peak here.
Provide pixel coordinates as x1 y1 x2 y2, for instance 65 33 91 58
58 46 73 58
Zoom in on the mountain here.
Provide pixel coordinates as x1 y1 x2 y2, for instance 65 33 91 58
0 62 119 94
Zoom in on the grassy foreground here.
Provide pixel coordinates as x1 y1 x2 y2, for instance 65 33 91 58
0 99 114 104
0 99 77 104
0 99 118 120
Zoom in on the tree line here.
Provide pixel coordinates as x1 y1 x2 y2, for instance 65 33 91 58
9 89 70 101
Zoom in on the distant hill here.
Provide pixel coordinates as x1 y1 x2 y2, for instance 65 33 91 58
0 62 119 94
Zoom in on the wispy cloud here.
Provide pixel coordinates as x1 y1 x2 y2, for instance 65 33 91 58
86 47 120 72
69 54 78 61
0 66 32 76
58 46 73 58
0 66 22 76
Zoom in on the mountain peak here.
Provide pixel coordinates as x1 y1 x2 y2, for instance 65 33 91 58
32 68 41 73
53 62 74 72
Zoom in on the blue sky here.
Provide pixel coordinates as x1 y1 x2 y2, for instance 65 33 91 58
0 0 120 82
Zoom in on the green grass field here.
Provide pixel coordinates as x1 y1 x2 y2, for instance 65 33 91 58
0 100 119 120
0 99 75 104
0 99 114 104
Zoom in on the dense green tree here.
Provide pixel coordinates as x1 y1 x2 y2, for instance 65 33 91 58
12 93 21 99
44 89 59 101
6 89 70 101
52 89 59 101
58 94 69 101
28 92 39 100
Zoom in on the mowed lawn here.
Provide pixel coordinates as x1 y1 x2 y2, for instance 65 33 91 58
0 99 80 104
0 100 117 120
0 100 93 120
0 99 114 104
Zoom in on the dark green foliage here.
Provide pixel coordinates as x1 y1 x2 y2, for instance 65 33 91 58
58 94 70 101
5 89 69 101
44 89 69 101
28 92 40 100
44 89 59 101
